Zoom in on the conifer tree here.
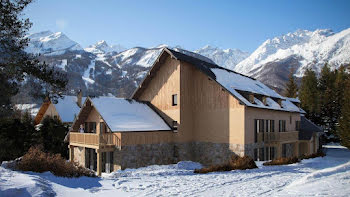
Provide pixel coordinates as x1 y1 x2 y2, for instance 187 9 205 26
338 79 350 149
299 68 320 124
284 67 298 98
318 64 337 133
0 0 67 118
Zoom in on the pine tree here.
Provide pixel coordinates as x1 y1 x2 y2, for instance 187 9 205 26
284 67 298 98
318 64 337 134
338 79 350 149
299 68 320 124
0 0 67 118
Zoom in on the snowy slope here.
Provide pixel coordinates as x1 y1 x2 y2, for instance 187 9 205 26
26 31 83 55
195 45 250 70
235 28 350 78
1 145 349 196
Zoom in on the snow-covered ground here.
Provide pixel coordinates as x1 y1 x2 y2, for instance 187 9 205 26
1 144 350 197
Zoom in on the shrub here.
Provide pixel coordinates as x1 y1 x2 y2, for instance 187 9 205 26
33 116 69 159
194 155 257 174
0 116 35 163
300 151 326 160
16 146 96 177
263 156 300 166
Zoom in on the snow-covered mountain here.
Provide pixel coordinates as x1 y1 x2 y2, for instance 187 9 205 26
235 28 350 90
21 28 350 100
195 45 250 70
85 40 126 54
25 31 83 55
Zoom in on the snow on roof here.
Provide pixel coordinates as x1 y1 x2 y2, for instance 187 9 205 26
54 96 86 123
211 68 282 98
208 68 304 113
90 97 171 132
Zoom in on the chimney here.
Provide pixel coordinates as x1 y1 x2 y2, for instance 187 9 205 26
77 89 82 108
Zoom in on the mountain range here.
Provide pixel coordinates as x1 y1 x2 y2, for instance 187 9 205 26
21 28 350 101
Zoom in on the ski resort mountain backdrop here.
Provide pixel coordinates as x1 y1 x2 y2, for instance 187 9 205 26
20 27 350 102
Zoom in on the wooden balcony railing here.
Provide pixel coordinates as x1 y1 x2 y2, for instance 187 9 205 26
257 131 299 143
70 132 121 148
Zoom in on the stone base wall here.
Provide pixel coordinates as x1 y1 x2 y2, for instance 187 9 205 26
118 143 175 170
114 142 247 169
191 142 244 166
73 147 85 167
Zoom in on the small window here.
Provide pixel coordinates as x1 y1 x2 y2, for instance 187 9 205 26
172 94 178 106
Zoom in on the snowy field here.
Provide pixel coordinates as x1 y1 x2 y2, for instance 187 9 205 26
1 144 350 197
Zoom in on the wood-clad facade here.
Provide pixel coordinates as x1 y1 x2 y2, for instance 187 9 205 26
69 48 322 176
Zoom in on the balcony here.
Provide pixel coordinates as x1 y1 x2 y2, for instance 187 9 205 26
70 132 121 149
257 131 299 143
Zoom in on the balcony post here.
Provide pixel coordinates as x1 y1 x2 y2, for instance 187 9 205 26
96 149 102 176
69 145 74 162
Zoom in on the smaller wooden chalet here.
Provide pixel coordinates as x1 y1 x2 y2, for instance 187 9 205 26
69 97 172 175
34 94 86 125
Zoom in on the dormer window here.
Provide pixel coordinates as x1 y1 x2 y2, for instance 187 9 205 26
172 94 178 106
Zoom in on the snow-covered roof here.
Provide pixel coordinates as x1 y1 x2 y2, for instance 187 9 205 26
89 97 171 132
163 48 305 113
54 96 86 123
211 68 282 98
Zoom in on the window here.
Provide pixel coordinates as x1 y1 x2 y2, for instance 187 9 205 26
259 148 265 161
265 120 270 132
265 147 269 161
279 120 286 132
172 94 178 106
270 120 275 132
295 121 301 131
86 122 96 133
254 119 258 142
282 144 287 158
270 147 275 160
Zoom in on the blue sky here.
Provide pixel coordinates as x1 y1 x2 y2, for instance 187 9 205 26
25 0 350 52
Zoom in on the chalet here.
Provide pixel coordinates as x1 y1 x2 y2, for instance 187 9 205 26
69 48 323 175
34 92 85 125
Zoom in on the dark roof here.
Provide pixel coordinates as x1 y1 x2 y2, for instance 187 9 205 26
131 47 304 113
299 116 323 140
166 48 255 80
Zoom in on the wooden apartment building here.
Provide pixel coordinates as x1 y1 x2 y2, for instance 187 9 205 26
68 48 322 175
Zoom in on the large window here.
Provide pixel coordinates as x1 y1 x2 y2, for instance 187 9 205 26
270 120 275 132
279 120 286 132
282 144 287 157
84 122 97 133
254 119 265 142
172 94 178 106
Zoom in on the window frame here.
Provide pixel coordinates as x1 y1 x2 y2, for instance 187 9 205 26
172 94 178 106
